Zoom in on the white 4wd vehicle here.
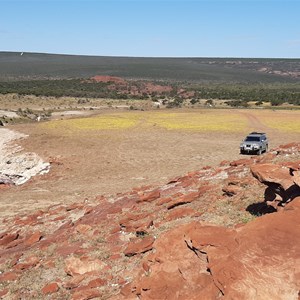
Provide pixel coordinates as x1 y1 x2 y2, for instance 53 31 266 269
240 132 268 155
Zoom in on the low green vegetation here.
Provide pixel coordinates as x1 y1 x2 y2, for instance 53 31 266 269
0 79 112 99
1 52 300 107
0 79 300 106
187 82 300 106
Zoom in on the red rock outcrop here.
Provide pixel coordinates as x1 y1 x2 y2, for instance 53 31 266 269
0 143 299 299
88 76 180 101
91 75 126 84
124 198 300 299
251 161 300 209
143 82 173 93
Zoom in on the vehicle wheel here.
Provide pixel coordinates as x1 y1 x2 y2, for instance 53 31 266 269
240 150 244 155
257 149 262 155
265 145 268 153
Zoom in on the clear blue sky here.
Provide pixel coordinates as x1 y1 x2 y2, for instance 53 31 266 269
1 0 299 58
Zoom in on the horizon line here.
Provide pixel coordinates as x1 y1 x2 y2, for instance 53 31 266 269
1 50 299 60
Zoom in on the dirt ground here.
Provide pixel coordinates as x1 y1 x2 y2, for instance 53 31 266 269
1 108 299 219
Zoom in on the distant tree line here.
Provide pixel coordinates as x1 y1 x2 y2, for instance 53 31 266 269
0 79 113 98
0 79 300 106
188 83 300 106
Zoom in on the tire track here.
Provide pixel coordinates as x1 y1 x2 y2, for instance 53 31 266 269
238 111 278 134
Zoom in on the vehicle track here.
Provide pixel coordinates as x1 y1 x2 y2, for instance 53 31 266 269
239 111 277 134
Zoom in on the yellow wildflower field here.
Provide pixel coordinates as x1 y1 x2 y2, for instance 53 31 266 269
42 110 248 133
255 110 300 133
43 113 140 133
144 110 247 132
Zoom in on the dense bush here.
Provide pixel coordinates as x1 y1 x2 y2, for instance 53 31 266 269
190 83 300 105
225 100 249 107
0 79 300 106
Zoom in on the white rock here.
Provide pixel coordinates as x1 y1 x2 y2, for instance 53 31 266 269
0 128 50 185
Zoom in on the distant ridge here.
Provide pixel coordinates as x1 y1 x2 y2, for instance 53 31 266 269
0 51 299 83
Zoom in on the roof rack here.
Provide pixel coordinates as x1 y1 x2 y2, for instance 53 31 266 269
249 132 266 135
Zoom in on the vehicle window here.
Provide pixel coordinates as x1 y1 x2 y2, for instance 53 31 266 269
245 136 260 142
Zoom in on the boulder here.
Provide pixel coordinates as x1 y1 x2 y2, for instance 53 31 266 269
167 191 201 209
251 163 300 207
137 190 161 203
251 164 294 190
42 282 59 295
165 207 196 221
0 232 19 247
129 223 220 299
0 272 18 282
222 185 241 196
65 256 106 276
24 231 42 246
124 236 155 257
71 288 102 300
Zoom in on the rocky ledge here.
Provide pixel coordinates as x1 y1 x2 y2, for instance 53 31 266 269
0 143 299 299
0 128 50 186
